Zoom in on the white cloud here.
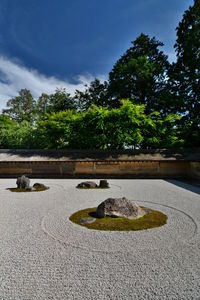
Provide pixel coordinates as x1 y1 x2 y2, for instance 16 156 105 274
0 56 106 111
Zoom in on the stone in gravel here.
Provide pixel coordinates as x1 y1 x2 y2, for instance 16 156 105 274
96 197 146 219
16 175 30 189
33 183 47 189
99 180 109 188
80 217 96 225
77 181 98 188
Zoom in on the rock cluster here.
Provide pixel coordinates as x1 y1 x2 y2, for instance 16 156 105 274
77 180 109 189
16 175 48 191
96 197 146 219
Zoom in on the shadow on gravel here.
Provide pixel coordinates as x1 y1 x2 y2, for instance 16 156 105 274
165 179 200 196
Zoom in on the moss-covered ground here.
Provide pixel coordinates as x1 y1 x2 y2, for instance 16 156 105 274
8 186 49 192
69 207 167 231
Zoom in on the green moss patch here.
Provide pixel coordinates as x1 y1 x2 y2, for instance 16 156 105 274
8 186 49 192
69 207 167 231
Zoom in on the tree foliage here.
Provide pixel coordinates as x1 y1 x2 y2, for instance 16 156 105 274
36 93 51 119
0 1 199 149
48 88 76 112
3 89 36 123
74 79 110 111
0 115 35 149
36 100 181 150
36 88 76 118
108 34 170 113
169 0 200 146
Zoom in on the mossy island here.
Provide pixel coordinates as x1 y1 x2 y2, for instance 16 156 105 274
70 197 167 231
8 175 49 192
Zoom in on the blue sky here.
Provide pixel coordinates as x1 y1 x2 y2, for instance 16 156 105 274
0 0 194 109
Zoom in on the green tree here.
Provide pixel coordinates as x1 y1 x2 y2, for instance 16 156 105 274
101 101 145 149
0 114 35 149
0 114 15 128
3 89 36 123
35 100 181 150
0 115 16 148
170 0 200 146
36 110 79 149
48 88 76 112
36 93 51 119
141 112 183 149
74 79 110 111
35 88 76 119
108 34 170 113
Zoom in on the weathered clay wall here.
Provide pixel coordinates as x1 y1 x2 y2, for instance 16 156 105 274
190 162 200 179
0 160 193 178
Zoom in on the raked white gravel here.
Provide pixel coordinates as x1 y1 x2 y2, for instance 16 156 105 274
0 179 200 299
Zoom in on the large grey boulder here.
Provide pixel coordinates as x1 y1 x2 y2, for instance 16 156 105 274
16 175 30 189
96 197 146 219
77 181 98 188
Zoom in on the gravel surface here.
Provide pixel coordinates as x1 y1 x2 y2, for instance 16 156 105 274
0 179 200 299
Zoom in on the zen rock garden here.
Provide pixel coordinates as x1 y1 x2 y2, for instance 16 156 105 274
1 178 200 299
9 176 167 231
8 175 49 192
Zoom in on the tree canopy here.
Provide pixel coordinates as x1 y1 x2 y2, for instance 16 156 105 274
108 34 170 114
36 100 182 150
169 0 200 146
3 89 36 123
0 0 199 149
74 79 110 111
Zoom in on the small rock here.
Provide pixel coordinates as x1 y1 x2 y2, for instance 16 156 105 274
99 180 109 188
77 181 98 188
33 183 47 190
96 197 146 219
80 217 96 225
